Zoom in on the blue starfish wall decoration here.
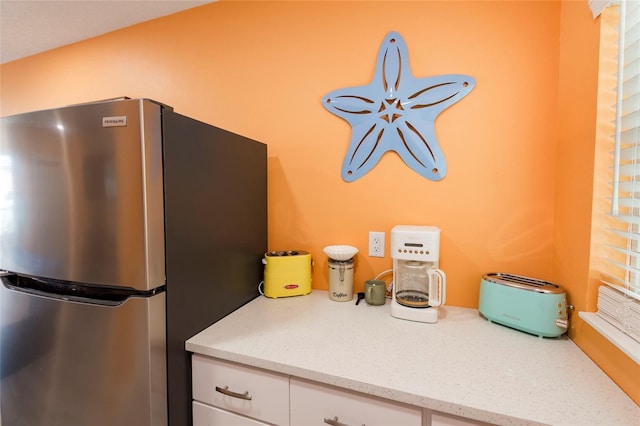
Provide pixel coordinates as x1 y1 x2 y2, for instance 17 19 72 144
322 32 475 182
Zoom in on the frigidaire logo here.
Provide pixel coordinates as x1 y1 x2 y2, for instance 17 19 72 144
102 116 127 127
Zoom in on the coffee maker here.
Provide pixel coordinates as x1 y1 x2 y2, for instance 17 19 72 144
391 225 446 323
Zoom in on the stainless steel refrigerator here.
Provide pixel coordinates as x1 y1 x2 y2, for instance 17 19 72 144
0 98 267 426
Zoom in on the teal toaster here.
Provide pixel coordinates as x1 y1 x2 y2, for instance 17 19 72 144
479 273 569 338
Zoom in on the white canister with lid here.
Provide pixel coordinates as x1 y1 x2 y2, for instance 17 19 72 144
328 258 354 301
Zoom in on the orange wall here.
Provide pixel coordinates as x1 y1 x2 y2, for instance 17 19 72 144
0 0 561 308
554 0 598 318
1 0 637 403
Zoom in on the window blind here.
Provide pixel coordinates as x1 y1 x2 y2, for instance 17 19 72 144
599 0 640 343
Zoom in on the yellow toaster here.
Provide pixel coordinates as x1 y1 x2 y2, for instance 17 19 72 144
263 250 312 298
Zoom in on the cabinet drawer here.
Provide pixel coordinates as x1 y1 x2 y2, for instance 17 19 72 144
192 355 289 426
290 377 422 426
193 401 270 426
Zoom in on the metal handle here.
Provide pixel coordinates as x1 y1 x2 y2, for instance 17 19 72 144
215 385 252 400
323 416 365 426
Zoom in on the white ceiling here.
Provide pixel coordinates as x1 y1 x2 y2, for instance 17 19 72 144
0 0 215 64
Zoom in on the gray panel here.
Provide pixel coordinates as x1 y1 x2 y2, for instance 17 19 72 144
0 99 165 290
0 281 167 426
162 110 267 426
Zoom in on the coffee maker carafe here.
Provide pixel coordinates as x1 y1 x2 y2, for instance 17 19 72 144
391 225 446 323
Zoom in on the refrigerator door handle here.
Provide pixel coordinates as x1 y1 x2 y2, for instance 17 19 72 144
0 273 165 306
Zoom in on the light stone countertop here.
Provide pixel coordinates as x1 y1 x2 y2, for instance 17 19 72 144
186 290 640 426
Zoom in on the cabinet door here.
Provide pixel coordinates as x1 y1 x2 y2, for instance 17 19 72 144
192 355 290 426
193 401 270 426
290 377 422 426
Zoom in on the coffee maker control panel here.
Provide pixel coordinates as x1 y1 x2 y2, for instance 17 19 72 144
390 225 440 262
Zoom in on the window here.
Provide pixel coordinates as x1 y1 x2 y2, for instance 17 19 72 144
581 0 640 364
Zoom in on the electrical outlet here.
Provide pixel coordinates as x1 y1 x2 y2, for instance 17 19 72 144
369 231 385 257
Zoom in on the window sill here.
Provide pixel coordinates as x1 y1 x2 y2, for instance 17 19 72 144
579 311 640 364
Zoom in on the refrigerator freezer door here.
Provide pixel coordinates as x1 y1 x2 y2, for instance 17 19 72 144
0 99 165 291
0 280 167 426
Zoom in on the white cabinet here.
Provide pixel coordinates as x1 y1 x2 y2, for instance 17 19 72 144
192 401 270 426
192 355 289 426
428 410 491 426
290 377 422 426
191 354 487 426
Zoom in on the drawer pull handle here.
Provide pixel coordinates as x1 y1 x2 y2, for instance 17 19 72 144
323 416 365 426
215 385 252 400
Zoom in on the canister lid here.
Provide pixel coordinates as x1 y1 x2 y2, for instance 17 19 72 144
328 258 354 265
